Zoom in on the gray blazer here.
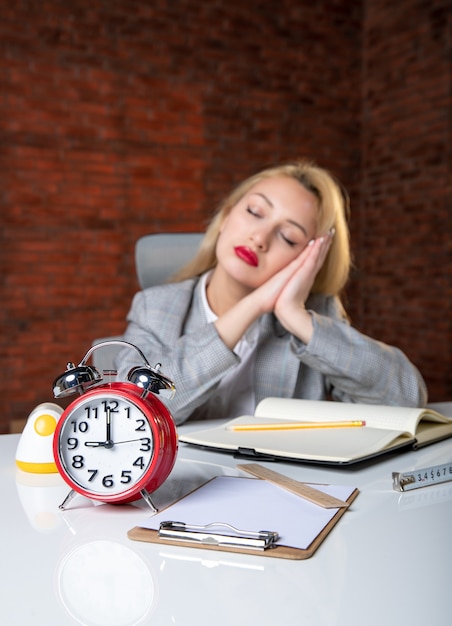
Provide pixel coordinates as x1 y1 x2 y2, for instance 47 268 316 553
116 278 427 425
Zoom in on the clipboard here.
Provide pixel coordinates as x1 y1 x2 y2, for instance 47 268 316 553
128 471 359 560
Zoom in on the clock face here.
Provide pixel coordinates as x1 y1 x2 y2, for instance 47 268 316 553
55 392 156 499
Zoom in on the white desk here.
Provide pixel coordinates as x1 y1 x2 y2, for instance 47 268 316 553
1 413 451 626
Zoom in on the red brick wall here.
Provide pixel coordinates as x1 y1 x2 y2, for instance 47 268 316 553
356 0 451 401
0 0 450 432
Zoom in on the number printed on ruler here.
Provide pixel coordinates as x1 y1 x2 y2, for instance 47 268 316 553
392 461 452 492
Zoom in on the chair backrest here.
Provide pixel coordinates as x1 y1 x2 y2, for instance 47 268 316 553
135 232 204 289
92 232 204 374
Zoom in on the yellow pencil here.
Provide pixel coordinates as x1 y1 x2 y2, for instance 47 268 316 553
230 420 366 432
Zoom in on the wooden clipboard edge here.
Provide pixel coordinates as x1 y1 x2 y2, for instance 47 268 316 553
127 486 360 561
302 486 359 558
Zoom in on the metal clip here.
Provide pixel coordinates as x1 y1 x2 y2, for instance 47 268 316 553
158 520 279 550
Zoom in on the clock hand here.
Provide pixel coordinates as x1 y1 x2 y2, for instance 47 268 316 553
105 406 113 447
84 437 149 447
112 437 150 445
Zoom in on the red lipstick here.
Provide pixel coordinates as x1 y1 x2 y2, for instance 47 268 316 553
234 246 258 267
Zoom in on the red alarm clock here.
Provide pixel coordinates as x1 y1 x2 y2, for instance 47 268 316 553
52 340 178 511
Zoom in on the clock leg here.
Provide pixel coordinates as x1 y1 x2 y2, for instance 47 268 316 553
140 489 158 512
59 489 77 510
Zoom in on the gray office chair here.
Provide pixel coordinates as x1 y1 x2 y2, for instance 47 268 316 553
135 232 204 290
92 232 203 374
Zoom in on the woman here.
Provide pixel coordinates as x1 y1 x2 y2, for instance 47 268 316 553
116 161 427 425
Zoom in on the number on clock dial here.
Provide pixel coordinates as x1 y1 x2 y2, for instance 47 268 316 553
58 396 155 496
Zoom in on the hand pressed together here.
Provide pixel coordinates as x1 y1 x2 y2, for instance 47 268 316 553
272 234 333 342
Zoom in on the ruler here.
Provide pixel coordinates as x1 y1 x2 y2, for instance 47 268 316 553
393 461 452 492
237 463 350 509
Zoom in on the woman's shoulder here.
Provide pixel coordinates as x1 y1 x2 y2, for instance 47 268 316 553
128 277 200 321
306 293 347 318
140 277 198 299
134 278 198 308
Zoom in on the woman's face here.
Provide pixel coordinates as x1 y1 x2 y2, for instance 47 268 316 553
215 175 319 290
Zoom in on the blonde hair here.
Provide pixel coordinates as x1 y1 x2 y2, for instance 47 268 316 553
171 160 351 299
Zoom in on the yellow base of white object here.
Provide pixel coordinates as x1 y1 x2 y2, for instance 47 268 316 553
15 402 63 474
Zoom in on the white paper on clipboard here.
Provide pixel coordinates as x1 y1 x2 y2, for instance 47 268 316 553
140 476 356 550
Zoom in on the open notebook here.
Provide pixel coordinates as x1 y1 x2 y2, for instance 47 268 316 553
179 398 452 465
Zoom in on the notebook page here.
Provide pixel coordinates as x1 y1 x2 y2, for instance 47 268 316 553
254 398 426 435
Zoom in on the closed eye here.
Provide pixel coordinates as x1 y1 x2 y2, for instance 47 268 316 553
246 202 304 247
281 233 296 246
246 205 262 218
